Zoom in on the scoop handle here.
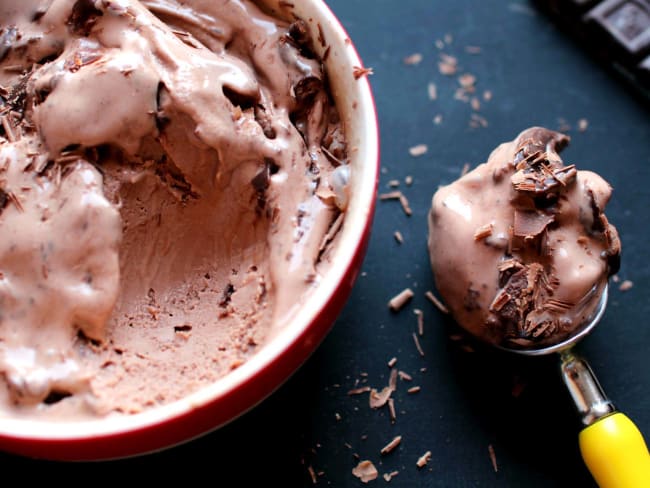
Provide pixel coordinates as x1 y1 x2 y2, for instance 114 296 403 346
561 352 650 487
580 413 650 488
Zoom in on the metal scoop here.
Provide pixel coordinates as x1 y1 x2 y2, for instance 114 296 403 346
496 284 650 488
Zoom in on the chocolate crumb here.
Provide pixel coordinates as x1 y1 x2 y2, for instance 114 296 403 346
388 288 414 311
427 83 437 100
438 53 458 75
433 114 443 125
619 280 633 291
409 144 428 157
405 175 413 186
483 90 492 101
380 435 402 455
403 53 423 65
393 231 403 244
578 118 588 132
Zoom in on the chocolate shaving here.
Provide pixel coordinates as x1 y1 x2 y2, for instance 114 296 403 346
416 451 432 468
380 436 402 455
474 223 493 241
352 66 373 80
369 386 392 409
513 210 554 238
425 290 449 314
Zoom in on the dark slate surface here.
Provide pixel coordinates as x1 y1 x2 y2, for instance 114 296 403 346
2 1 649 485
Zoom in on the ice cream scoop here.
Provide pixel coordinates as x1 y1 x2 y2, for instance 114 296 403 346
427 127 650 487
428 127 621 349
499 284 650 488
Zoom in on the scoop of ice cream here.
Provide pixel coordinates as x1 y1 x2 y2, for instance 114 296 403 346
428 127 620 348
0 0 349 415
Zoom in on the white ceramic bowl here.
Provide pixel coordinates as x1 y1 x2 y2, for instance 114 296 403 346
0 0 379 460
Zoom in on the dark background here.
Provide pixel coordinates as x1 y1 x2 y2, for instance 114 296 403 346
2 0 649 485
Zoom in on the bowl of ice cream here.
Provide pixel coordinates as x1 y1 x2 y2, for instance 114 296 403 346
0 0 378 460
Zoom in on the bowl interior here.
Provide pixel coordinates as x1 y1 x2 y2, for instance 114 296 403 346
0 0 379 451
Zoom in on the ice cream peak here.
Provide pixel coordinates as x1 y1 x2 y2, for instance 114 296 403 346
0 0 348 415
428 127 620 348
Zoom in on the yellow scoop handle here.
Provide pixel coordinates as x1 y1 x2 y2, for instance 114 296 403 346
579 413 650 487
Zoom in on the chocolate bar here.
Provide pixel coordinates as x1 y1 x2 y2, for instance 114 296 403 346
534 0 650 103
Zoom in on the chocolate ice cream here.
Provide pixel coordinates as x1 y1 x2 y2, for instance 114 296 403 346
0 0 349 417
428 127 620 348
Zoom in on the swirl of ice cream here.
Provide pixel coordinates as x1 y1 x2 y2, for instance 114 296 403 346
0 0 348 415
428 127 620 348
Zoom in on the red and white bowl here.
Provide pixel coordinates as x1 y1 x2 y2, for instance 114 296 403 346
0 0 379 460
